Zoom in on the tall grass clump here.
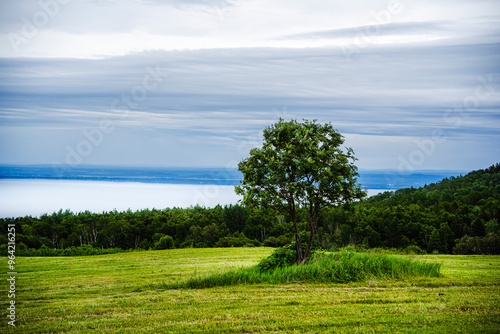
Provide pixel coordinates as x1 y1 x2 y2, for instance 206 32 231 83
168 249 441 289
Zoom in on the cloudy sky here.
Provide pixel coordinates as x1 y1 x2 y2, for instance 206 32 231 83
0 0 499 172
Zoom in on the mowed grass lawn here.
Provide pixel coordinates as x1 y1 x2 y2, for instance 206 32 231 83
2 248 499 333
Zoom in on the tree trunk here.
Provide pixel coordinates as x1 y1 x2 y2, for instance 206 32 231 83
295 229 303 264
302 231 314 265
291 211 303 264
302 212 319 264
302 221 314 264
92 226 98 244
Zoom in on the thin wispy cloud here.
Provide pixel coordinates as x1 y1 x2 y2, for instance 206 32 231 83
278 21 448 40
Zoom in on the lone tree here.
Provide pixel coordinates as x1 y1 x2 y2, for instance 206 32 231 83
236 119 365 264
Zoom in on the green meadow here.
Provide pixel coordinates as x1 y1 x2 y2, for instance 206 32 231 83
2 248 499 333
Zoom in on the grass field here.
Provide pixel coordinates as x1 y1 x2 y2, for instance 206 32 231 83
2 248 499 333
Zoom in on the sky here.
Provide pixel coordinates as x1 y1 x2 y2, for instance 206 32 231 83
0 0 499 173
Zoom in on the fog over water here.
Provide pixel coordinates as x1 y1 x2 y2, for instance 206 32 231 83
0 179 388 218
0 180 239 218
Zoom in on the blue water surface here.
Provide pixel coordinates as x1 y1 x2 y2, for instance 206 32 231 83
0 165 464 190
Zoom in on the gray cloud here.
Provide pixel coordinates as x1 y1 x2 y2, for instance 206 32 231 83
1 42 498 140
279 21 449 40
277 17 500 49
0 0 499 169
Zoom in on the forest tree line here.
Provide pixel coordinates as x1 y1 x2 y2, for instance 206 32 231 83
1 164 499 255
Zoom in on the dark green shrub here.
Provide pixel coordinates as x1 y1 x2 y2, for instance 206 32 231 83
152 233 166 242
216 232 261 248
453 234 500 255
216 237 245 247
138 239 151 250
404 245 426 255
481 233 500 254
10 245 123 256
453 235 480 254
263 236 290 247
257 245 296 272
248 239 261 247
153 235 174 250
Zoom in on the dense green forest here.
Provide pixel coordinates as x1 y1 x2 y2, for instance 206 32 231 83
2 164 499 255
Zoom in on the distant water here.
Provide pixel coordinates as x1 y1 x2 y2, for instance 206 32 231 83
0 165 242 185
0 165 462 218
0 165 460 189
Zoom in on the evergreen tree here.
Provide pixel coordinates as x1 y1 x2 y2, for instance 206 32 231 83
428 228 442 253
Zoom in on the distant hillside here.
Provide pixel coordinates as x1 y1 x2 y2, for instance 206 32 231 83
341 163 500 254
362 163 500 207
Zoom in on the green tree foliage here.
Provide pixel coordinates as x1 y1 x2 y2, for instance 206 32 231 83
485 219 499 234
236 119 365 264
223 204 248 233
427 228 443 254
470 218 486 237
